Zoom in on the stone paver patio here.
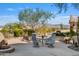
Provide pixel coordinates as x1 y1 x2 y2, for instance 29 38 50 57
0 41 79 56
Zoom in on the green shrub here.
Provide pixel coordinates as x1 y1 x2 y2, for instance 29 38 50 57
1 28 9 33
1 28 10 38
1 23 36 37
70 27 75 37
62 32 70 36
55 31 64 36
27 29 35 36
13 28 24 37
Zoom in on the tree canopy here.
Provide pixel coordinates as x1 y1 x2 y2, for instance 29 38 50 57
52 3 79 14
18 8 53 29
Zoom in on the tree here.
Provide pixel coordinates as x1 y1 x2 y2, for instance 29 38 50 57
52 3 79 14
52 3 68 14
18 8 53 31
52 3 79 46
39 10 53 25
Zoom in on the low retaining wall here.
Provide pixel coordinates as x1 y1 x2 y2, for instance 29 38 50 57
0 47 15 53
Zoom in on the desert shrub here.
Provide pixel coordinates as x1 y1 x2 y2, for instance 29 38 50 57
13 28 24 37
1 28 10 38
1 23 26 37
63 32 70 36
70 27 76 37
1 28 9 33
56 31 65 36
27 29 35 36
1 23 36 37
56 31 76 37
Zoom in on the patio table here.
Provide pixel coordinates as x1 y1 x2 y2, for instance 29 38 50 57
37 35 48 46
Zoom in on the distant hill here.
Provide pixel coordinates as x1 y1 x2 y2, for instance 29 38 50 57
0 25 3 28
45 24 70 29
0 25 3 30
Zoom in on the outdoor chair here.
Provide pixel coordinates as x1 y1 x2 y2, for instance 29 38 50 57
45 33 56 48
32 33 39 47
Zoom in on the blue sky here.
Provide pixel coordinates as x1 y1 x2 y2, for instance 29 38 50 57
0 3 79 26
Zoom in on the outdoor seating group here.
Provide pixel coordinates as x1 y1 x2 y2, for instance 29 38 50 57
31 33 56 48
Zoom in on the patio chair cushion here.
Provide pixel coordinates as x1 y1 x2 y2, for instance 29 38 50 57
45 37 55 45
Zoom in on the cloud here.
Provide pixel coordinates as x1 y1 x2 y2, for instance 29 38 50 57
7 8 15 11
7 7 25 12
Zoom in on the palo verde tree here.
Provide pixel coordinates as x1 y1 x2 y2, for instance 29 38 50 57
52 3 79 14
18 8 53 31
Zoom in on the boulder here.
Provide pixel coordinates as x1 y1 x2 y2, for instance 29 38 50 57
0 32 4 42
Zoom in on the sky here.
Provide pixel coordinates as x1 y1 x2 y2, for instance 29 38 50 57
0 3 79 26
